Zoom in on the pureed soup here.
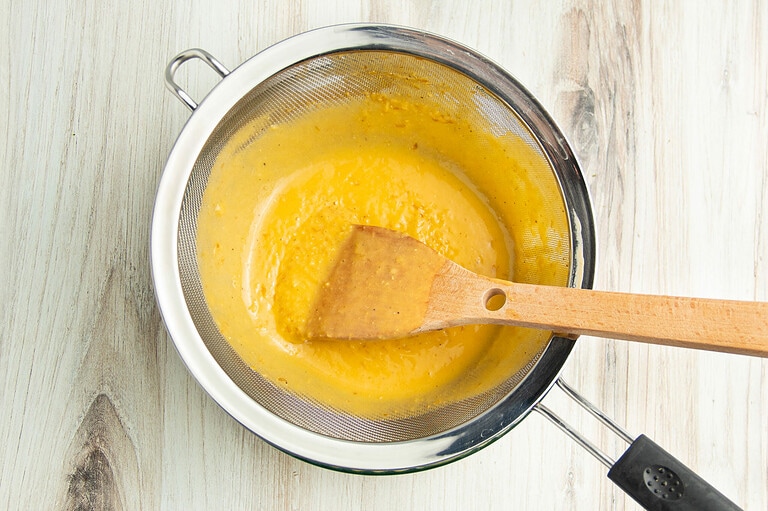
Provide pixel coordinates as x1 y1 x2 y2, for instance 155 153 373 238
195 85 571 418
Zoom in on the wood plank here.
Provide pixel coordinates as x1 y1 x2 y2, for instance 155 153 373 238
1 0 765 509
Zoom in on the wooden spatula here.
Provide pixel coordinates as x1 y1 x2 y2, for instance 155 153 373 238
307 225 768 357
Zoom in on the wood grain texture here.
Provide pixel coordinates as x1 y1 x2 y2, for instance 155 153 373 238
1 1 766 510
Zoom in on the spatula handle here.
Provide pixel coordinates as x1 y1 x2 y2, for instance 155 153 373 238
492 282 768 356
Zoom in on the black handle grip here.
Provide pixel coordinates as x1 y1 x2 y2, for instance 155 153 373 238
607 435 741 510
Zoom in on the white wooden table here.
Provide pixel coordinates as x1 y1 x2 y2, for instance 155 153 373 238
2 1 766 509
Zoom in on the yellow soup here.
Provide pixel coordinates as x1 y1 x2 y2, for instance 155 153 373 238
196 89 570 418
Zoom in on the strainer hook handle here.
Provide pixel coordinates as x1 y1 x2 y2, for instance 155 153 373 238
165 48 230 111
535 378 742 510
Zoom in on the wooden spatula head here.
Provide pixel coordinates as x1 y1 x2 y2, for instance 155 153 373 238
307 225 447 340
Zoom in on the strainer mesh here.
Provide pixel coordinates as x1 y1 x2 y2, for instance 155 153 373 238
177 50 562 442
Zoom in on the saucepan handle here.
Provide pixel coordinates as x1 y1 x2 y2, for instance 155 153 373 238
165 48 230 111
535 378 742 510
608 434 739 510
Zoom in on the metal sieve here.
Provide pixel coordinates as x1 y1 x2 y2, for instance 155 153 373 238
153 26 744 508
153 23 594 472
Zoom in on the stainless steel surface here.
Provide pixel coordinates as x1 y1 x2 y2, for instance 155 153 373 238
165 48 231 111
535 402 616 469
556 378 634 444
534 378 636 469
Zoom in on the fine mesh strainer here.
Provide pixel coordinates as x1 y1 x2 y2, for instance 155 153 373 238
153 24 740 509
152 25 594 471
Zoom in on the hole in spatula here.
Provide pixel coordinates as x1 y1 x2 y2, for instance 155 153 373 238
484 289 507 311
